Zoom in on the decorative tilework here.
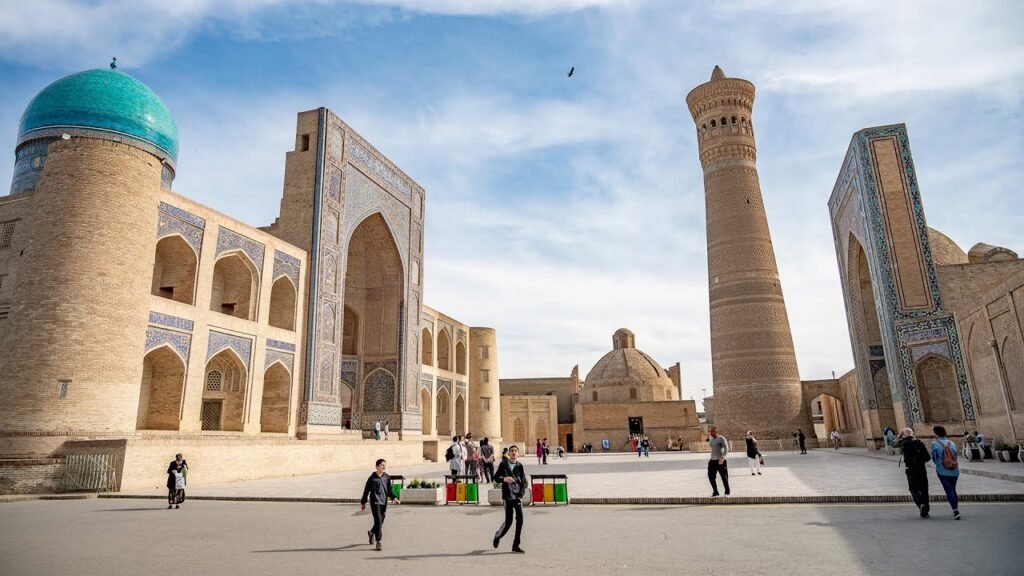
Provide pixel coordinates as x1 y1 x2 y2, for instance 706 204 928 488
327 168 341 201
421 375 433 389
329 126 344 164
265 349 294 373
207 331 252 371
437 377 451 393
148 311 193 332
910 341 950 362
272 250 300 287
363 368 396 412
302 402 343 426
341 357 359 372
348 139 412 200
868 345 884 357
10 140 48 194
159 202 206 228
267 339 295 352
895 318 974 421
343 165 411 261
215 226 265 274
158 203 205 255
145 327 191 363
906 328 945 342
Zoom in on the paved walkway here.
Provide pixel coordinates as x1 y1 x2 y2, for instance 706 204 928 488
2 498 1022 576
115 449 1024 501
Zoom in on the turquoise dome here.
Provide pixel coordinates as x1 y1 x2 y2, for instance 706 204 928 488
18 68 179 164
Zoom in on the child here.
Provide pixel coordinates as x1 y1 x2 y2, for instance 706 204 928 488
360 459 400 551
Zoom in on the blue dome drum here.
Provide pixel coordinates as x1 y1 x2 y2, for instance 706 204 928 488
16 68 179 168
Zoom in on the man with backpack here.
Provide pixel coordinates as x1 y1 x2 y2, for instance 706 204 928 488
930 426 961 520
897 428 931 518
446 436 463 480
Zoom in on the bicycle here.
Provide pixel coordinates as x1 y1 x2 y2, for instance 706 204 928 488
555 448 568 460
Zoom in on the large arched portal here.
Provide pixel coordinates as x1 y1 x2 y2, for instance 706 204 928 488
261 363 291 433
809 393 846 442
342 213 404 426
849 236 896 433
137 347 186 430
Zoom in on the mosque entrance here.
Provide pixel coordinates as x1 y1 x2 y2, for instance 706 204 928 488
628 416 644 435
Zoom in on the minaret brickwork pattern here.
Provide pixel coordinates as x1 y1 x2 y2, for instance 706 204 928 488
686 66 811 439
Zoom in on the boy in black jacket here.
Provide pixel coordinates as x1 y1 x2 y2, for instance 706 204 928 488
897 428 931 518
361 459 400 550
492 445 527 553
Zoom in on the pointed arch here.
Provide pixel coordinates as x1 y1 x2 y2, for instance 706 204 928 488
421 328 433 366
342 306 359 355
914 354 962 422
260 362 291 433
455 341 467 375
455 393 466 435
211 251 259 320
437 328 452 371
421 386 432 435
436 387 451 437
137 346 186 430
268 276 297 331
203 349 248 431
152 235 198 305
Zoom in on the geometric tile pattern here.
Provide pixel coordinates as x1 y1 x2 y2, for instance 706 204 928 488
215 226 265 275
265 349 294 374
266 339 296 352
272 250 300 287
343 164 411 263
145 327 191 362
348 138 412 200
362 366 396 412
148 311 193 332
158 202 205 255
207 331 253 372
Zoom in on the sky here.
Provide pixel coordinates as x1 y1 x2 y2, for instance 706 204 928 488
1 1 1022 407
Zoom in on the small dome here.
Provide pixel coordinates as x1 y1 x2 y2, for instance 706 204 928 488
583 330 679 403
18 68 179 165
927 228 968 266
968 242 1018 264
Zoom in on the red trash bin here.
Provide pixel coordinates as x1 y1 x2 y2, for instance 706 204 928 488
532 482 545 503
446 481 457 502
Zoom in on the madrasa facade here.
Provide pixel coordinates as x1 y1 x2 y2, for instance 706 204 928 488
0 66 500 493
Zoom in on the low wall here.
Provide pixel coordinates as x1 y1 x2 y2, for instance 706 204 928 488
0 458 65 494
689 438 827 453
63 436 425 491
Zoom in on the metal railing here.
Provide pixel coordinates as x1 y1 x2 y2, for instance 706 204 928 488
61 453 118 493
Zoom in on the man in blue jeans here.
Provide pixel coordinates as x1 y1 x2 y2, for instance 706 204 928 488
930 425 961 520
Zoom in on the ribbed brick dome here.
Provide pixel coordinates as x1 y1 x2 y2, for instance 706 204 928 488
582 329 678 402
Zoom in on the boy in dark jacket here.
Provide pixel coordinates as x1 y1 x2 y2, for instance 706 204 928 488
360 459 399 550
898 428 931 518
492 445 527 553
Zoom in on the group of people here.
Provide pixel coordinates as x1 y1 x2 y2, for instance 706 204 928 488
895 426 963 520
705 427 767 496
373 419 390 441
447 433 497 483
362 446 528 553
630 434 653 457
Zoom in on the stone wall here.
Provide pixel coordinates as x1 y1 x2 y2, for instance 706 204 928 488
573 400 701 452
0 458 65 494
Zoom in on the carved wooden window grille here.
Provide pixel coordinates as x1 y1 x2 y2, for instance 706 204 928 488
206 370 223 391
0 221 15 249
201 401 222 431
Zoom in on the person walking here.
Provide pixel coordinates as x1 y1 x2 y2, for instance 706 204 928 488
797 429 807 454
542 438 549 465
479 437 495 483
360 458 399 551
464 433 479 479
707 427 730 497
535 439 544 465
374 419 382 441
492 445 527 554
897 428 931 518
641 436 651 458
745 431 762 475
830 429 841 451
931 426 961 520
166 453 188 509
447 435 463 480
383 421 390 441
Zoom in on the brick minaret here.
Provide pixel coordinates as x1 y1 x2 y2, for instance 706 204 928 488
686 66 810 439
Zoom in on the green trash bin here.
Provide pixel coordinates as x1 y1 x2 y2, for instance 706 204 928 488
390 475 404 499
553 482 567 503
466 481 478 502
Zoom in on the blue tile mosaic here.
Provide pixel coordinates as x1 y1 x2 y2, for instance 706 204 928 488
869 345 884 357
215 226 265 275
207 331 253 371
272 250 300 287
159 202 206 228
9 140 48 194
145 327 191 362
148 311 193 331
911 341 950 362
437 377 451 393
348 139 412 200
157 203 205 254
266 339 295 352
265 349 294 374
362 366 396 412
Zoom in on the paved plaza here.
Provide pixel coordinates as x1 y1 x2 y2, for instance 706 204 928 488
115 449 1024 501
2 498 1022 576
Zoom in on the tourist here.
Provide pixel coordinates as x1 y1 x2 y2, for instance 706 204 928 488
797 429 807 454
975 430 986 447
464 433 479 478
830 429 841 450
745 431 762 475
536 439 543 465
492 445 527 554
898 428 931 518
447 436 463 480
383 421 390 441
479 437 495 483
165 453 188 510
707 427 730 497
884 427 897 454
931 426 961 520
501 446 509 461
542 438 549 465
374 419 382 441
641 436 651 458
360 458 399 551
637 436 644 458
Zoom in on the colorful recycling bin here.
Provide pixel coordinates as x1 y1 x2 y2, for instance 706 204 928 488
446 481 457 502
445 474 479 505
529 474 569 505
466 482 478 501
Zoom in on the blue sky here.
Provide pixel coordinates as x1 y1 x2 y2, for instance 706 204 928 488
2 1 1022 405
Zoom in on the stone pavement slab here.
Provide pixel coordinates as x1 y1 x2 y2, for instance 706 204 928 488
1 498 1022 576
116 450 1024 501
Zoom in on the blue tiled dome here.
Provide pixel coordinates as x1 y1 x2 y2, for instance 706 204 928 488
18 68 179 164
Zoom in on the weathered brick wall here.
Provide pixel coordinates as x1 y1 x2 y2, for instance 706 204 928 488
500 376 577 423
573 400 701 452
0 458 65 495
0 192 35 344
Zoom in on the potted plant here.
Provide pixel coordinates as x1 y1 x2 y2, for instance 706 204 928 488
995 443 1022 463
400 478 444 505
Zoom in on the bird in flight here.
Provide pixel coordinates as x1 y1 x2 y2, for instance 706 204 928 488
567 66 574 78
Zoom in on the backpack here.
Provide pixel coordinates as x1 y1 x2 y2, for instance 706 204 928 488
940 440 958 470
444 445 455 462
